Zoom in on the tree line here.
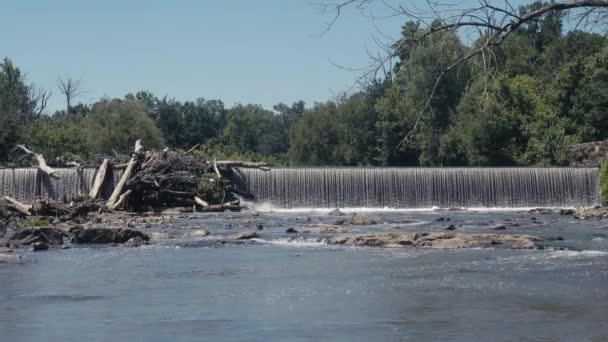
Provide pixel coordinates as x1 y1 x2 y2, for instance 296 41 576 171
1 3 607 166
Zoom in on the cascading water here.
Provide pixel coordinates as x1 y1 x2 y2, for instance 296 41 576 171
231 167 602 208
0 168 116 202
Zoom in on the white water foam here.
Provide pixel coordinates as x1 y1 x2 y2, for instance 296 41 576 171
251 237 330 247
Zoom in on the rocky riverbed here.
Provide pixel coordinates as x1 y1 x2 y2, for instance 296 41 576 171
2 207 607 263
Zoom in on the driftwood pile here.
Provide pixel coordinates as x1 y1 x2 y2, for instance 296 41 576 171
1 140 268 224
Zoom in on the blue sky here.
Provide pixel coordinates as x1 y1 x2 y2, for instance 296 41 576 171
2 0 410 113
3 0 533 113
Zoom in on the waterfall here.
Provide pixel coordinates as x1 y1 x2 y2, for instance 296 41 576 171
0 167 117 202
231 167 601 208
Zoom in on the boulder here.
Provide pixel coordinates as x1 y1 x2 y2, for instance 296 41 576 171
9 228 64 245
444 224 456 230
304 226 348 234
230 231 259 240
285 228 299 234
328 208 346 216
72 228 149 244
493 225 506 230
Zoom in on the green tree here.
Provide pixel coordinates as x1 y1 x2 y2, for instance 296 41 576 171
80 99 164 155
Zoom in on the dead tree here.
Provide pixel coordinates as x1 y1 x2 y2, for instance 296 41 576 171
57 77 84 114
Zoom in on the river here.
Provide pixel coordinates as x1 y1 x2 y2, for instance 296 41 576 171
1 209 607 341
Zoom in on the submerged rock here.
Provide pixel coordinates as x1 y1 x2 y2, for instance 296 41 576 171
285 228 299 234
444 224 456 231
230 231 259 240
304 226 348 234
493 225 507 230
72 228 148 244
124 237 148 248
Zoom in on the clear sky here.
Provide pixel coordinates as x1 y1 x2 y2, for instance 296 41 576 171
2 0 412 113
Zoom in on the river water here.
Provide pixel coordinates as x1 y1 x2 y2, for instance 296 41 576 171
1 209 607 341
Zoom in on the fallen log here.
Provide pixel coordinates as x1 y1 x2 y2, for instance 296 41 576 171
194 196 210 208
89 158 109 199
15 145 59 179
2 196 32 215
111 189 132 210
216 160 270 171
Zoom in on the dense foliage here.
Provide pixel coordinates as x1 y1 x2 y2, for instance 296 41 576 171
1 3 607 166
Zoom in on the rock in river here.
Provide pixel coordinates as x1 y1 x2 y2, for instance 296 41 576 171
285 228 299 234
189 229 210 238
72 228 149 244
9 228 64 246
32 242 49 251
304 226 348 234
329 232 542 250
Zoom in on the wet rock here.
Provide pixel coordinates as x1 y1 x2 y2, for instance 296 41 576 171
559 209 576 215
149 232 173 240
285 228 298 234
435 217 450 222
344 215 377 226
256 223 264 230
304 226 348 234
230 231 259 240
512 238 536 249
32 242 49 251
493 225 507 230
9 228 64 246
124 237 148 248
72 228 149 244
328 208 346 216
546 236 565 241
444 224 456 231
0 253 22 264
189 229 210 238
329 232 541 250
252 211 260 217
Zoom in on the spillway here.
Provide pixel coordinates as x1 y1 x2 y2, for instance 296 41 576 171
231 167 601 208
0 168 119 202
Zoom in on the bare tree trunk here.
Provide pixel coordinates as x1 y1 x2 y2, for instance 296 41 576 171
89 158 109 199
106 140 142 209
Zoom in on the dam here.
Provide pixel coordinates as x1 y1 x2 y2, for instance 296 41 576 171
0 167 601 208
231 167 602 209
